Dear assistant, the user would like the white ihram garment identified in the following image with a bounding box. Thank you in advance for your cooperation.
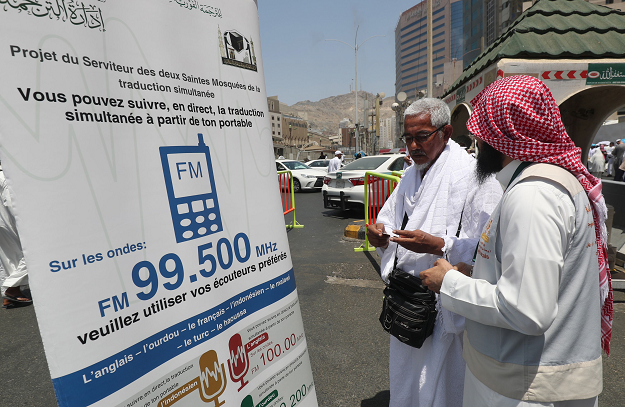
[375,140,502,407]
[588,149,605,176]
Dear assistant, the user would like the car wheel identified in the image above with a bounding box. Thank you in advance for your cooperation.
[293,178,301,192]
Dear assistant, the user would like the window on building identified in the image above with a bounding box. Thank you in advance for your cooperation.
[272,131,275,135]
[272,123,275,127]
[606,0,613,3]
[278,132,281,135]
[278,124,280,127]
[272,116,274,120]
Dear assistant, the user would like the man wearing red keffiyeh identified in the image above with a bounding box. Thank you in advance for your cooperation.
[419,75,609,406]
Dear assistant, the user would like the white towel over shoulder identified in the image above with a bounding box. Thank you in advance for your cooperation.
[375,139,503,407]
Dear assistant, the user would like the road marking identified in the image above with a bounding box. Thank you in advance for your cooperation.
[325,276,384,289]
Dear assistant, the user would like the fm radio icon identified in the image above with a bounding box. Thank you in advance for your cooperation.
[160,134,223,243]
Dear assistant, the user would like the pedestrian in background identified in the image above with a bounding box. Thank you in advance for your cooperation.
[613,139,625,181]
[606,142,615,176]
[367,98,502,407]
[327,150,343,173]
[588,146,605,178]
[0,169,30,309]
[420,76,609,407]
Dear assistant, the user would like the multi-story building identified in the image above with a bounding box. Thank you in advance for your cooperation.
[282,114,308,147]
[340,127,356,149]
[395,0,464,99]
[463,0,533,69]
[379,117,396,149]
[267,96,283,139]
[586,0,625,10]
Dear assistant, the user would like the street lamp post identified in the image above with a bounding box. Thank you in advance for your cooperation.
[326,26,384,155]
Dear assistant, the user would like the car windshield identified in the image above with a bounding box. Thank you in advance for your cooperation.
[341,156,390,170]
[281,161,311,170]
[310,161,328,167]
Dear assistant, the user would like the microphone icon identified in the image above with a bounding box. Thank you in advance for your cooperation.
[199,350,227,406]
[227,333,249,391]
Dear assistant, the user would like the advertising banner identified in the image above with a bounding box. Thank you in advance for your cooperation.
[0,1,318,406]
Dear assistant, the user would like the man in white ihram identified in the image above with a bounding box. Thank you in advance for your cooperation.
[327,150,342,173]
[366,99,502,406]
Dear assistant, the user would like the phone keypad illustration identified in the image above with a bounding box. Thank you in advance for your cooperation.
[160,134,223,243]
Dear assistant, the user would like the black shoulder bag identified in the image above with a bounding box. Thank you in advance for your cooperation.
[379,213,438,348]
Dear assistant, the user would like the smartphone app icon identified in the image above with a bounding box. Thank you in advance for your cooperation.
[160,134,223,243]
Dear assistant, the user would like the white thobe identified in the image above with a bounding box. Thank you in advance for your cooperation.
[0,171,28,290]
[440,161,597,407]
[327,157,341,173]
[588,150,605,176]
[376,140,502,407]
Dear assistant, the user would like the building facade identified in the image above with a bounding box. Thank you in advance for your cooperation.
[282,114,308,147]
[379,116,396,149]
[395,0,463,99]
[463,0,533,69]
[267,96,283,139]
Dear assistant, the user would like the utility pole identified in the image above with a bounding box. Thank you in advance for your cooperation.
[375,93,384,154]
[427,0,433,97]
[326,27,384,154]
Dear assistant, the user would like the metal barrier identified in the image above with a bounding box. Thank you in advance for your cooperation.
[278,170,304,229]
[354,171,402,252]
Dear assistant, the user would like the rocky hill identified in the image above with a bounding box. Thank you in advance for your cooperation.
[278,91,396,134]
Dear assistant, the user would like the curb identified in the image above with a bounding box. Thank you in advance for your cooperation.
[344,220,366,240]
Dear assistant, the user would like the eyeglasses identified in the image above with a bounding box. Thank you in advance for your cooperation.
[401,125,445,145]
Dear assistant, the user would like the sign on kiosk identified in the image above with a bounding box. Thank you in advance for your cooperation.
[0,1,318,406]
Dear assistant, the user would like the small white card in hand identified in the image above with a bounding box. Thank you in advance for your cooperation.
[385,226,399,238]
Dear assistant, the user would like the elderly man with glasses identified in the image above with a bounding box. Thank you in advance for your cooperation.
[367,98,502,407]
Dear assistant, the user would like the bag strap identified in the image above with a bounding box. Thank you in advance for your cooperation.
[393,212,409,270]
[454,205,464,238]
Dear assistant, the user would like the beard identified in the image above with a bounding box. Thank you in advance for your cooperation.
[413,161,431,171]
[475,140,505,184]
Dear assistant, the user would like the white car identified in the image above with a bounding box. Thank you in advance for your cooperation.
[276,160,326,192]
[305,159,344,172]
[322,154,406,210]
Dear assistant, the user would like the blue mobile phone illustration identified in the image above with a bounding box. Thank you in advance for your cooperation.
[160,134,223,243]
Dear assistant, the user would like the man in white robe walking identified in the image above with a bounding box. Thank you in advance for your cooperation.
[366,98,502,407]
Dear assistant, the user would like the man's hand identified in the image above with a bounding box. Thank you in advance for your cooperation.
[390,229,444,255]
[366,223,389,248]
[403,155,412,167]
[419,259,456,293]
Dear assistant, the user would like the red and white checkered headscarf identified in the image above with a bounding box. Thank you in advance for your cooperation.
[467,75,613,355]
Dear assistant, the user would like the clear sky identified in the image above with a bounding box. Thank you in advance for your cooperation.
[257,0,420,106]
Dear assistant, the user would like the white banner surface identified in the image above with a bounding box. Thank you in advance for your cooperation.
[0,1,317,406]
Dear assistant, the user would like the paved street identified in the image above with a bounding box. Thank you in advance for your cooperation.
[2,190,625,406]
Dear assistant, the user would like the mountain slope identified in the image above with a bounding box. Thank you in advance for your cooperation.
[278,91,396,133]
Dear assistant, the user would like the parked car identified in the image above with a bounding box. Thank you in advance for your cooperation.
[322,154,406,210]
[305,159,345,172]
[276,160,326,192]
